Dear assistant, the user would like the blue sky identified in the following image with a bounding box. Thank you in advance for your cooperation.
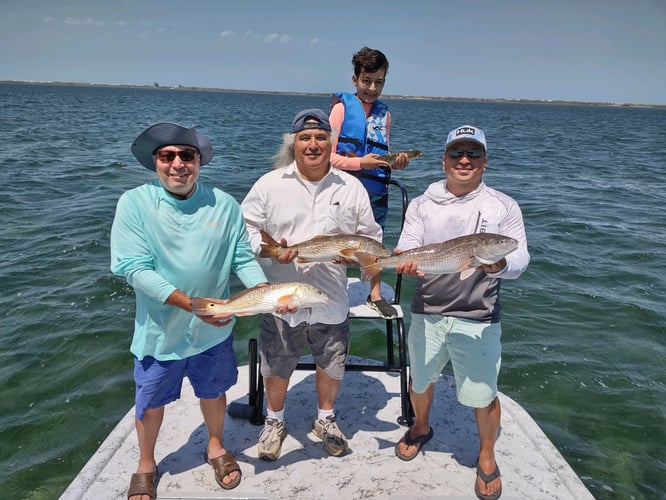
[2,0,664,105]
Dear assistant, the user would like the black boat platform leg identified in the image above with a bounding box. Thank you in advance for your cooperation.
[227,338,265,425]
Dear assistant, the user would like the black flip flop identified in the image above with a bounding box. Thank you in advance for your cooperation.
[394,427,434,461]
[474,460,502,500]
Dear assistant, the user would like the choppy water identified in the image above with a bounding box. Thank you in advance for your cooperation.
[0,83,664,499]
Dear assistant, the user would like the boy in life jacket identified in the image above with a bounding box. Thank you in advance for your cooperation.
[329,46,411,319]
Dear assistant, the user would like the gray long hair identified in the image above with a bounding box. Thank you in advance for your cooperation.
[272,133,296,169]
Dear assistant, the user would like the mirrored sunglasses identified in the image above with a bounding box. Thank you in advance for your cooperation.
[446,148,485,159]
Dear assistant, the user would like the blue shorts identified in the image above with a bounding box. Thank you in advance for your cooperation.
[259,314,350,381]
[408,313,502,408]
[133,336,238,420]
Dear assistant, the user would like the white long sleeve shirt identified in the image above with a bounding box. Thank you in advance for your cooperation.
[241,162,382,326]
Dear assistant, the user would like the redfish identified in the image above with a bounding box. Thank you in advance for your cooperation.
[355,233,518,281]
[259,230,390,264]
[191,281,329,316]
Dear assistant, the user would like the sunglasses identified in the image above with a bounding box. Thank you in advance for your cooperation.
[446,148,485,159]
[155,149,198,162]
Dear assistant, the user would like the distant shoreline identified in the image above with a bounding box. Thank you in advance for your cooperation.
[2,80,663,109]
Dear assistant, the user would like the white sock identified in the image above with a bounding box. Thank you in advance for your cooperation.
[267,408,285,422]
[317,407,334,421]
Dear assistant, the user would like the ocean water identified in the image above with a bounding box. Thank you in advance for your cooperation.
[0,82,664,499]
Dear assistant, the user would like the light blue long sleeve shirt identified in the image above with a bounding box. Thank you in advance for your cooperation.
[110,180,267,361]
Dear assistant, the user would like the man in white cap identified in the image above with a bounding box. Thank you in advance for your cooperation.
[111,122,269,497]
[392,125,530,500]
[241,109,382,461]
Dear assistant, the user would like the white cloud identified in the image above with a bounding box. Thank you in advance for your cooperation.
[220,30,234,39]
[264,33,291,44]
[61,16,103,27]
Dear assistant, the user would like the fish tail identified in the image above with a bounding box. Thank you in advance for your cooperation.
[259,229,282,258]
[355,251,382,282]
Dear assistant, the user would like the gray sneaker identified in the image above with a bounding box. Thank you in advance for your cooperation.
[312,414,349,456]
[367,295,399,319]
[257,418,287,461]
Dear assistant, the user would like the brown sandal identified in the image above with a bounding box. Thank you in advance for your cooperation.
[127,467,157,499]
[204,450,242,490]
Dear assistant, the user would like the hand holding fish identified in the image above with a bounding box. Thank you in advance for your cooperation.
[388,152,409,170]
[393,248,426,278]
[191,297,235,327]
[274,237,299,264]
[359,152,392,170]
[373,150,423,169]
[480,258,507,274]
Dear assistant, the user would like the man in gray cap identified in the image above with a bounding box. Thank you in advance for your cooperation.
[111,123,269,497]
[241,109,382,460]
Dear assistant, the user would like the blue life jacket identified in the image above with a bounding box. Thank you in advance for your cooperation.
[332,92,391,196]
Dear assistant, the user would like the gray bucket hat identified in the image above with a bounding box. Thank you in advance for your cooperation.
[131,122,213,170]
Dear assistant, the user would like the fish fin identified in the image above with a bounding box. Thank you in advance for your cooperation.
[276,294,297,306]
[227,286,260,301]
[339,248,357,260]
[459,268,478,280]
[296,257,312,263]
[355,251,381,282]
[259,230,281,258]
[457,255,479,280]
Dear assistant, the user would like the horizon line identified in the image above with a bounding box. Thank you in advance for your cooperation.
[2,79,664,109]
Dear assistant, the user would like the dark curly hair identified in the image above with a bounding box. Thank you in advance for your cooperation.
[351,47,389,77]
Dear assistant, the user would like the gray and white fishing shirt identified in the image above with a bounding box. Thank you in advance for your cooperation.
[397,181,530,322]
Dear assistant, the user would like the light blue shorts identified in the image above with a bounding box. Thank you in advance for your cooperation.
[408,313,501,408]
[133,335,238,420]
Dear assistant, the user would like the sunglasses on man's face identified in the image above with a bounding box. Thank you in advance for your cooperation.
[155,149,198,162]
[446,148,485,159]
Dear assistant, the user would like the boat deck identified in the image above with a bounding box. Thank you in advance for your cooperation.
[61,357,592,499]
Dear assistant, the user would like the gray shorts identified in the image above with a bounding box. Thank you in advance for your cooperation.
[259,314,350,381]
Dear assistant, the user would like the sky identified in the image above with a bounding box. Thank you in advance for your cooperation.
[2,0,665,105]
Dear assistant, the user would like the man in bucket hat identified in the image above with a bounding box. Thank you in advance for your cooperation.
[111,123,270,497]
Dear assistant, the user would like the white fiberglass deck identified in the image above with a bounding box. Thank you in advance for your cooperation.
[61,357,592,499]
